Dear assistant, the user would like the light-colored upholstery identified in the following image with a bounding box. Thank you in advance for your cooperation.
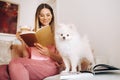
[0,40,12,65]
[0,33,17,65]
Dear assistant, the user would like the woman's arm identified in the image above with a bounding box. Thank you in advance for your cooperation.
[34,43,65,71]
[49,50,65,72]
[49,50,63,64]
[34,43,63,63]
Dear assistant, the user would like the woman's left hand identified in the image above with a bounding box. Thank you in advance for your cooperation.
[34,43,50,56]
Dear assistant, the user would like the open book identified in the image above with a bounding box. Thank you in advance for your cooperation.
[20,26,54,47]
[91,64,120,74]
[60,64,120,79]
[80,64,120,74]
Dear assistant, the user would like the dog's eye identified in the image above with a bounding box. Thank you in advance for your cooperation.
[61,34,63,36]
[67,34,69,36]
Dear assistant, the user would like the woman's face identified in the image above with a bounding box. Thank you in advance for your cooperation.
[39,8,52,26]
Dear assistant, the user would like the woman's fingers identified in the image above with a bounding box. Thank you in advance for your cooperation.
[34,43,49,56]
[34,43,43,49]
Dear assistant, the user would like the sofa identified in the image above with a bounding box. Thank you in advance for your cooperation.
[0,38,28,80]
[0,65,10,80]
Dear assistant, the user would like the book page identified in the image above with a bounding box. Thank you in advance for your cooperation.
[20,31,35,34]
[93,64,120,74]
[93,64,120,71]
[35,26,54,47]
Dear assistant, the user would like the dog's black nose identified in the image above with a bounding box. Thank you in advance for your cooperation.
[63,37,65,40]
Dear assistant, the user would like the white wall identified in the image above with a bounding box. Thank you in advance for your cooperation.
[57,0,120,67]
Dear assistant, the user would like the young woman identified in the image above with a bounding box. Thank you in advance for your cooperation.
[9,3,63,80]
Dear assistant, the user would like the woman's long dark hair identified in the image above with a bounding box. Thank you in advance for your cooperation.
[34,3,54,31]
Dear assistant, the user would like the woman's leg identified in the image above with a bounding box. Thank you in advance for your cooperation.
[9,58,59,80]
[9,59,29,80]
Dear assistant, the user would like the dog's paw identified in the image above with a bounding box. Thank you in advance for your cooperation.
[71,68,77,73]
[61,70,69,74]
[87,65,93,71]
[87,63,95,71]
[61,69,70,73]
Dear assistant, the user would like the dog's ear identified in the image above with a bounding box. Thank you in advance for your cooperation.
[68,24,75,28]
[68,24,77,30]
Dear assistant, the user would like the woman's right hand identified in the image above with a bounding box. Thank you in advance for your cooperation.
[34,43,50,57]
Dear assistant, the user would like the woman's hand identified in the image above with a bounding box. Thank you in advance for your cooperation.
[34,43,50,56]
[16,32,28,47]
[16,32,22,40]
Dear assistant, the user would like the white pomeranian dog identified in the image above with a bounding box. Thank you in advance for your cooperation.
[55,24,95,73]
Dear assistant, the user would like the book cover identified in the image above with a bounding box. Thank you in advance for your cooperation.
[20,31,37,46]
[20,26,54,47]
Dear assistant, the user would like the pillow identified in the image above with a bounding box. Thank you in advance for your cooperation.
[0,40,12,65]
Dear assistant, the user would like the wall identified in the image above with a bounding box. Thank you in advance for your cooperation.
[57,0,120,67]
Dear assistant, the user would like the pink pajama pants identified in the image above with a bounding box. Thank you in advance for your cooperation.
[8,58,59,80]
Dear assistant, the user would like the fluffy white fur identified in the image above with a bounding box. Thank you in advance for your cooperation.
[55,24,95,73]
